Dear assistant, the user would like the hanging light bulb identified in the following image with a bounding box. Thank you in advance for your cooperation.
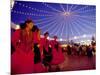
[62,12,71,16]
[83,34,87,38]
[60,38,62,41]
[74,36,78,39]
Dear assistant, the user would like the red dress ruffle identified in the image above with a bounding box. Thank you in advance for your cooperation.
[11,29,47,74]
[50,40,65,65]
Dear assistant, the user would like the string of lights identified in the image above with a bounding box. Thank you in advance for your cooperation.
[15,2,56,14]
[11,1,96,43]
[12,10,53,16]
[42,2,63,13]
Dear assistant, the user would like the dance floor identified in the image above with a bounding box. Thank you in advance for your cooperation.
[58,53,96,71]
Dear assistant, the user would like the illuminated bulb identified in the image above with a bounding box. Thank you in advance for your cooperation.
[22,12,24,14]
[62,12,71,16]
[29,7,31,8]
[87,40,90,41]
[23,5,25,7]
[19,3,21,5]
[60,38,62,41]
[74,36,78,39]
[83,34,86,38]
[81,40,84,42]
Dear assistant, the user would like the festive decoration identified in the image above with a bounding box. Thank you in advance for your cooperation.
[11,1,96,43]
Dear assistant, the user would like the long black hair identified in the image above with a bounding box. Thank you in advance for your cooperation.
[20,19,33,29]
[32,25,39,32]
[20,23,26,29]
[44,32,49,36]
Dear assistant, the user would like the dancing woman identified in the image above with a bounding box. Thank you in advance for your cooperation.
[40,32,52,71]
[50,36,65,71]
[32,25,47,73]
[11,19,34,74]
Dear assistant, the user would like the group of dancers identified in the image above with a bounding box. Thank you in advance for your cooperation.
[11,19,65,74]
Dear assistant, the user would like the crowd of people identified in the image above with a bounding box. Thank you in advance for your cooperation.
[11,19,65,74]
[62,43,96,57]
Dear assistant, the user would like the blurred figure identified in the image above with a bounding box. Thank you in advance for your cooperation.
[11,19,47,74]
[67,45,72,55]
[81,45,87,56]
[32,26,41,64]
[50,36,65,71]
[87,45,93,57]
[40,32,52,71]
[77,45,82,56]
[11,19,34,74]
[32,25,47,73]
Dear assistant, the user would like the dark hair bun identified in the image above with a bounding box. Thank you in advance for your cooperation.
[44,32,49,36]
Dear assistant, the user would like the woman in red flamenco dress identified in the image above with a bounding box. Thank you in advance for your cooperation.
[11,19,46,74]
[32,26,47,73]
[50,36,65,71]
[40,32,52,71]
